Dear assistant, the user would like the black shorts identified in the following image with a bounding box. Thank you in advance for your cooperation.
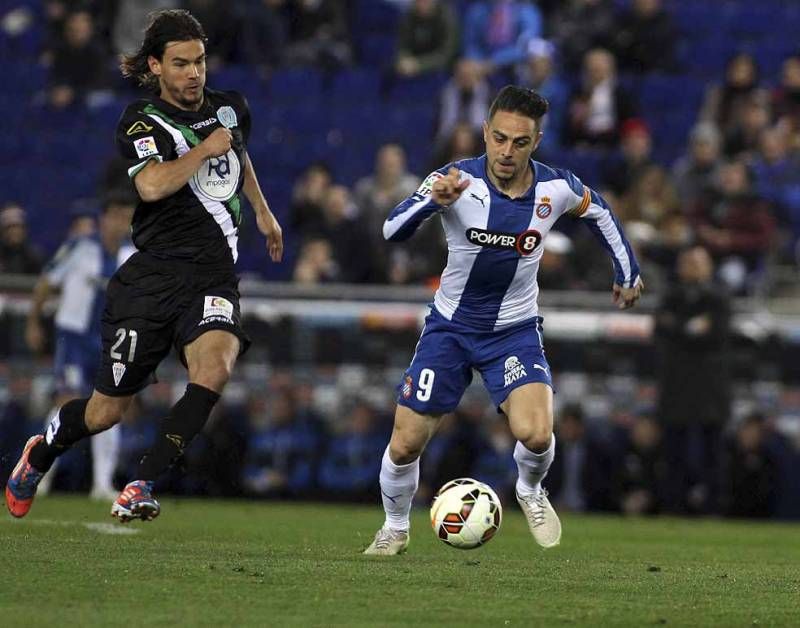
[94,252,251,397]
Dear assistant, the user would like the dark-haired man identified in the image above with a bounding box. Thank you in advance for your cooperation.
[6,9,283,522]
[364,86,642,555]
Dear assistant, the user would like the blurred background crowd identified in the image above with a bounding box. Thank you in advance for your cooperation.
[1,0,800,519]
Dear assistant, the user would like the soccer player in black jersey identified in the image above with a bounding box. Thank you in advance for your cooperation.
[6,10,283,522]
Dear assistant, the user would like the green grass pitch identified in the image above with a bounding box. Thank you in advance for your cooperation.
[1,496,798,627]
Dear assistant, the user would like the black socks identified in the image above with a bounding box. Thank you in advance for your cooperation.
[136,383,221,481]
[28,398,91,473]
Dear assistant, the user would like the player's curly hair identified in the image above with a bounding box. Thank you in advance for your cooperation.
[489,86,550,124]
[120,9,207,92]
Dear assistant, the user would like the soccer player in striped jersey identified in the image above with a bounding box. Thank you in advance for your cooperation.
[6,10,283,522]
[365,86,643,555]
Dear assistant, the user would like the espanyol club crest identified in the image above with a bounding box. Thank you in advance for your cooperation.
[535,200,552,219]
[402,375,413,399]
[216,106,238,129]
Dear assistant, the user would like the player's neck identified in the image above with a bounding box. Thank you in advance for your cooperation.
[489,165,533,199]
[158,90,204,112]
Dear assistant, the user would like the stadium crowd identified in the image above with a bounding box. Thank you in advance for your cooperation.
[2,0,800,519]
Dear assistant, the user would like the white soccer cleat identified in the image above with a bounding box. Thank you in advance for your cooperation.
[363,527,410,556]
[516,488,561,548]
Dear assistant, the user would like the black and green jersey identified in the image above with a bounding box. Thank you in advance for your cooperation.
[115,88,251,266]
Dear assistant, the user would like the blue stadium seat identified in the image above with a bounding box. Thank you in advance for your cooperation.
[329,68,382,102]
[267,68,323,103]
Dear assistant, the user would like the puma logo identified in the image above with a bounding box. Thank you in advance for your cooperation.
[381,490,402,504]
[470,192,488,207]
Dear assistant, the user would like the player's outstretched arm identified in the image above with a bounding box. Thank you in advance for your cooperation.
[569,182,643,309]
[134,128,233,202]
[383,167,468,242]
[243,153,283,263]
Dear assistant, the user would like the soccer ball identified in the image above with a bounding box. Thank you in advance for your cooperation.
[430,478,502,549]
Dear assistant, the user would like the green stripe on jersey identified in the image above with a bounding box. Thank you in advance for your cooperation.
[142,104,202,146]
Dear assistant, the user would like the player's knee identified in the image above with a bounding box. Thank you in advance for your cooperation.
[388,440,423,465]
[511,418,552,453]
[85,396,128,432]
[190,360,233,393]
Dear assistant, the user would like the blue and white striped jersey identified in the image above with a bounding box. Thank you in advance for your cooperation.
[45,236,136,336]
[383,155,640,331]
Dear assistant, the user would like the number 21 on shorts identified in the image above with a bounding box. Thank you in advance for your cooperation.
[417,368,435,402]
[110,327,138,363]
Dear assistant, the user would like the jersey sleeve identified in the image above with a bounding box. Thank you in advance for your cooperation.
[43,238,82,286]
[115,106,175,181]
[382,166,450,241]
[234,92,251,144]
[556,168,641,289]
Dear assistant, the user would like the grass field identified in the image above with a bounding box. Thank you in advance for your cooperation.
[1,496,799,627]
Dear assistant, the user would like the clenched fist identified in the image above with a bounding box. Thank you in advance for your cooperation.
[431,167,470,207]
[202,127,233,158]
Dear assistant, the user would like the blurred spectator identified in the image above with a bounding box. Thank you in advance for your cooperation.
[642,210,693,282]
[772,55,800,148]
[692,160,776,294]
[66,203,99,238]
[241,0,288,74]
[619,164,679,228]
[515,38,567,153]
[112,0,177,55]
[290,162,333,234]
[549,0,615,74]
[0,375,33,487]
[293,238,339,284]
[615,415,669,515]
[417,401,480,504]
[354,143,420,239]
[565,48,637,148]
[655,246,730,514]
[462,0,543,77]
[547,403,615,512]
[472,418,517,503]
[394,0,458,78]
[612,0,676,74]
[701,53,768,137]
[318,401,385,499]
[536,231,577,290]
[672,122,723,208]
[719,412,777,518]
[285,0,352,70]
[242,390,321,497]
[436,58,491,142]
[429,122,482,170]
[723,95,772,158]
[314,185,382,283]
[183,0,238,70]
[48,10,108,108]
[0,204,43,274]
[603,118,655,196]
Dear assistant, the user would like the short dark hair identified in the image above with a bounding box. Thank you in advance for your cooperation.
[120,9,207,92]
[488,85,549,124]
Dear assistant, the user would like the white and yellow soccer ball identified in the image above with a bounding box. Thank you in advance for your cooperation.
[430,478,502,549]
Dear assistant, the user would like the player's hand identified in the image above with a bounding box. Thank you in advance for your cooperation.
[257,209,284,262]
[613,277,644,310]
[25,319,45,353]
[431,167,470,207]
[202,128,233,158]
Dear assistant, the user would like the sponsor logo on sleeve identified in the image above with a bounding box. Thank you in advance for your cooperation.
[126,120,154,136]
[201,296,234,325]
[416,172,444,197]
[133,136,158,158]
